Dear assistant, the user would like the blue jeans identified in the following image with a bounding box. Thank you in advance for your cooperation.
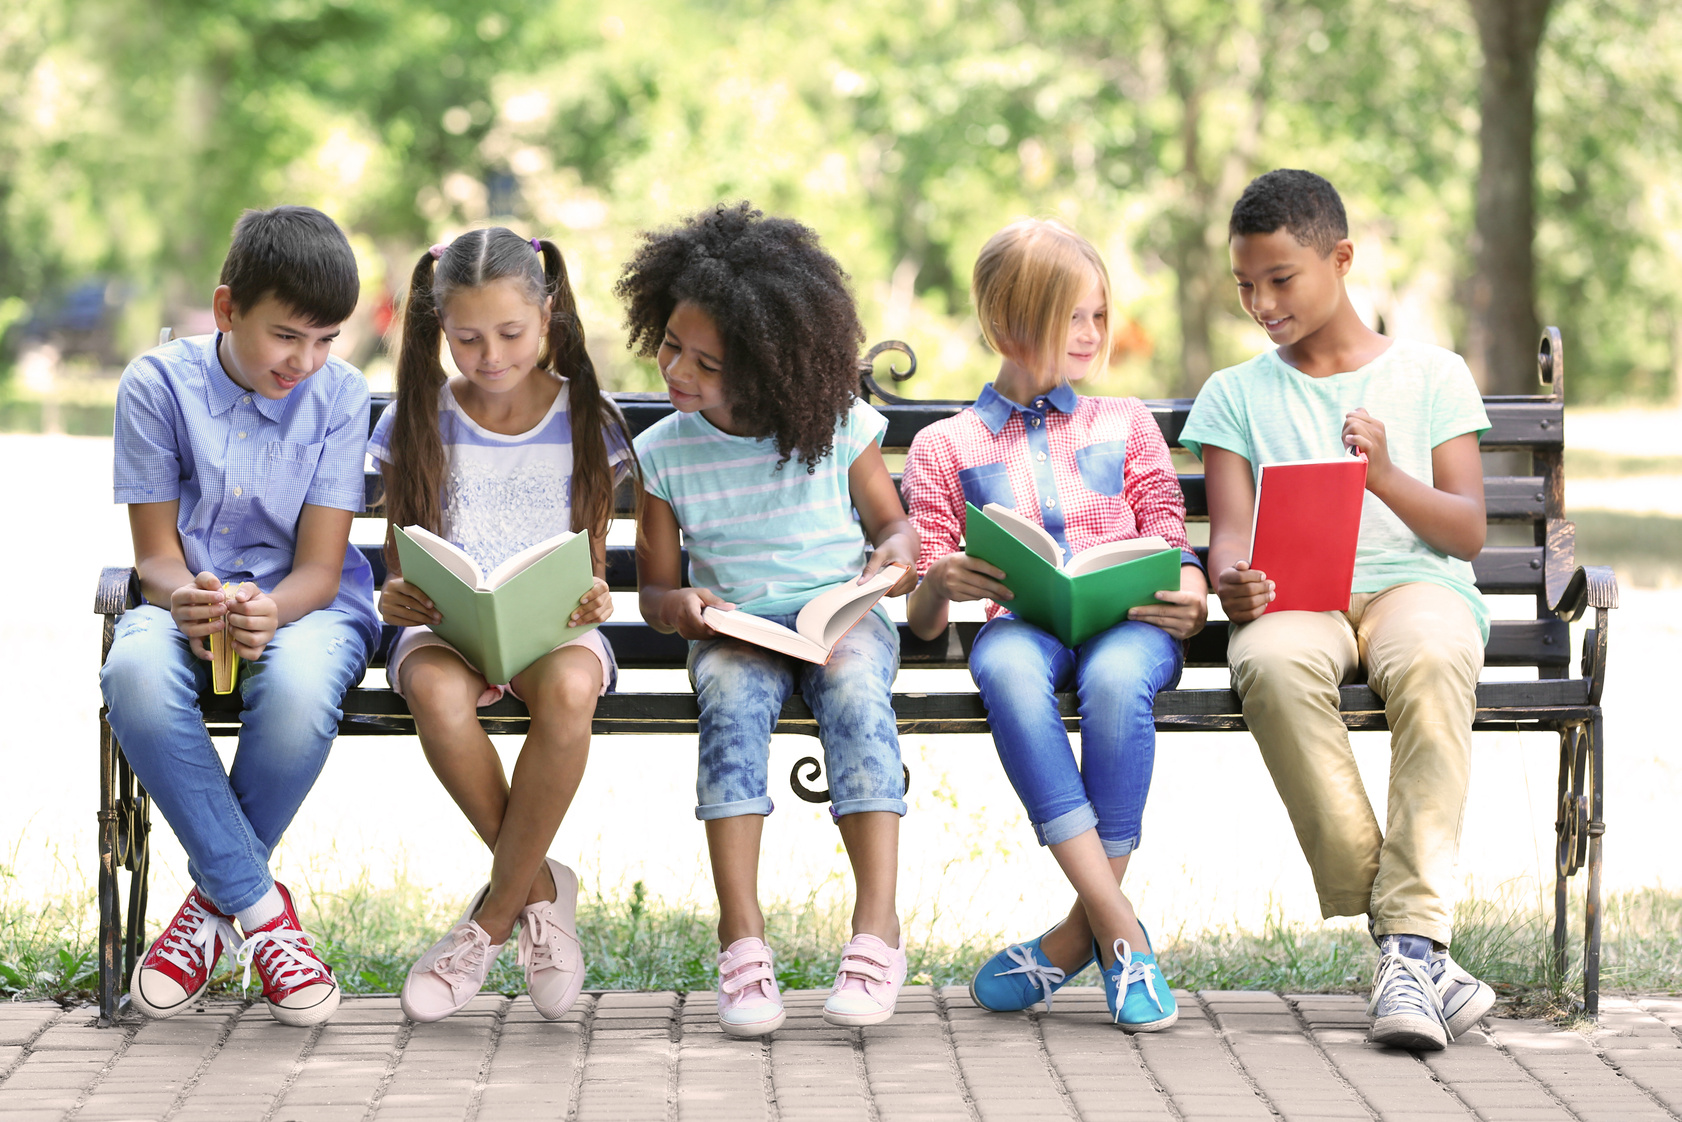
[688,608,907,820]
[969,614,1183,857]
[99,604,370,915]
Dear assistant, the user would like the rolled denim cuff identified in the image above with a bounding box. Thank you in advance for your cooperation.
[830,796,908,819]
[695,795,775,821]
[1034,802,1099,848]
[1101,834,1139,858]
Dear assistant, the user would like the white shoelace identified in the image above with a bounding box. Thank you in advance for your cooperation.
[1109,938,1166,1023]
[151,896,238,975]
[236,925,328,996]
[994,943,1067,1010]
[1367,952,1448,1033]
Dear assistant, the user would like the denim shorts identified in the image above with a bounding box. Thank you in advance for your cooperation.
[687,607,907,820]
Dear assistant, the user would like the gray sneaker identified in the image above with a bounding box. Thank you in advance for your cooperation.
[1366,937,1447,1051]
[1431,951,1496,1038]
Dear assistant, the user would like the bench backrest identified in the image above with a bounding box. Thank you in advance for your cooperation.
[357,331,1573,675]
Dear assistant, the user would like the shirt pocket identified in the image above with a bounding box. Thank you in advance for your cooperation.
[260,440,325,524]
[1074,440,1128,497]
[958,461,1015,511]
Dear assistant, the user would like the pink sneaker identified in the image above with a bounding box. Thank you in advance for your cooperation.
[401,883,503,1023]
[822,933,907,1027]
[517,859,586,1020]
[233,883,340,1027]
[717,937,786,1038]
[129,888,238,1019]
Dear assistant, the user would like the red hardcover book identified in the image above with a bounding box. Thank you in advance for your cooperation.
[1248,454,1368,614]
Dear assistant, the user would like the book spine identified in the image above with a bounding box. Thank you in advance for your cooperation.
[479,593,508,685]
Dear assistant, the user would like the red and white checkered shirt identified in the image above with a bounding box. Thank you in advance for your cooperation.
[903,382,1193,622]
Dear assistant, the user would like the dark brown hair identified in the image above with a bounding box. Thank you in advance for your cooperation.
[384,227,637,569]
[220,205,359,326]
[1229,169,1349,256]
[615,202,864,470]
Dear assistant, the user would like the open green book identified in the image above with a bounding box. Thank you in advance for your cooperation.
[392,525,599,685]
[963,502,1181,647]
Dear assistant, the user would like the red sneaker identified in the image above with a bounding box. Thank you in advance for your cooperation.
[129,887,238,1019]
[234,882,341,1026]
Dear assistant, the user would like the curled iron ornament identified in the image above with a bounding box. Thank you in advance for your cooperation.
[858,340,918,404]
[790,756,912,804]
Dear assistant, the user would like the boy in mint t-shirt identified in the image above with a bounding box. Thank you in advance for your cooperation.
[1181,170,1496,1052]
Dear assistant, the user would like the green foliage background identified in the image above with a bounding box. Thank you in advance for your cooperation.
[2,0,1680,400]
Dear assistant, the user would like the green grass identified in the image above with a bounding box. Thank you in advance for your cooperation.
[1564,449,1682,478]
[1571,510,1682,587]
[3,863,1676,1018]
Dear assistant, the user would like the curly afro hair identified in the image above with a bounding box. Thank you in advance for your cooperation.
[1229,169,1348,256]
[615,201,865,470]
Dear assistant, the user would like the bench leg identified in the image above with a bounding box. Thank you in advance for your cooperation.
[96,712,123,1026]
[1583,711,1605,1018]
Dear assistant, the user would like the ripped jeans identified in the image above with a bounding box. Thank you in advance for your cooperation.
[688,608,907,820]
[99,604,370,915]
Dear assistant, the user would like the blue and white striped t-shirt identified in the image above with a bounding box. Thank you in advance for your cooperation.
[369,379,632,574]
[635,399,888,615]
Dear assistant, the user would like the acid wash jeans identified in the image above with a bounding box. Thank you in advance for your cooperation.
[968,614,1184,858]
[99,603,370,915]
[687,608,907,820]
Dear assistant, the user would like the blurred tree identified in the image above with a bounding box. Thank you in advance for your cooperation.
[1468,0,1552,394]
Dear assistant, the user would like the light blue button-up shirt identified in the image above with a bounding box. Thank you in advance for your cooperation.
[112,333,379,653]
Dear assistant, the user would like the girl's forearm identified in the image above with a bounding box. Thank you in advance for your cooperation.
[639,584,681,633]
[1368,472,1486,560]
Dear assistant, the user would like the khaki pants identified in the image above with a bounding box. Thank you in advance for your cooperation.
[1228,581,1483,946]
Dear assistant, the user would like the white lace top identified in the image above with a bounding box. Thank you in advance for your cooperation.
[369,379,632,573]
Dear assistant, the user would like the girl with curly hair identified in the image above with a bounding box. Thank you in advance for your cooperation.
[903,219,1207,1031]
[621,203,919,1036]
[371,227,637,1023]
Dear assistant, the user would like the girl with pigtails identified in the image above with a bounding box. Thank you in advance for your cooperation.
[368,227,639,1023]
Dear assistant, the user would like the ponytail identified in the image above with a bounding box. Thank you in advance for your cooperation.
[383,251,450,572]
[536,237,642,548]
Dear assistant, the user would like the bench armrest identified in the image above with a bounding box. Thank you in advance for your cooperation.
[1550,563,1618,623]
[1551,563,1617,707]
[96,566,141,616]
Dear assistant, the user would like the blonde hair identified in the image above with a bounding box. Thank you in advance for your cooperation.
[972,218,1111,381]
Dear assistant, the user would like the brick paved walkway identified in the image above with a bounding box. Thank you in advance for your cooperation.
[0,989,1677,1121]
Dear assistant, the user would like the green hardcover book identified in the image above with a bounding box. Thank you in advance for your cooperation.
[963,502,1181,647]
[392,525,599,685]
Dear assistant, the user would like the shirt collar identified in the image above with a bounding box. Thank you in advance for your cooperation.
[203,332,289,421]
[972,380,1080,434]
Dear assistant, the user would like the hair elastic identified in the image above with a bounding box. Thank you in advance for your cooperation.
[531,237,542,253]
[428,243,448,259]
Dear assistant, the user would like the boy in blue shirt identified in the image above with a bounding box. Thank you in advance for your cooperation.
[101,206,379,1027]
[1180,171,1498,1051]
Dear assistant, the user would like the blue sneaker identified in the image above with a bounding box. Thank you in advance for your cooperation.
[1098,932,1177,1032]
[969,929,1092,1012]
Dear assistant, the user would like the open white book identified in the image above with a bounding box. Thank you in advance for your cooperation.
[701,564,910,664]
[979,503,1171,576]
[400,526,576,590]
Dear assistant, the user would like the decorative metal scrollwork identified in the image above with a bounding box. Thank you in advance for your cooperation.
[1556,723,1591,877]
[858,340,919,405]
[790,756,912,804]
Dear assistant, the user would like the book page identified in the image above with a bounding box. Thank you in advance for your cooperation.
[485,530,577,590]
[702,607,822,662]
[981,503,1063,567]
[1063,536,1173,578]
[400,525,485,588]
[793,565,906,649]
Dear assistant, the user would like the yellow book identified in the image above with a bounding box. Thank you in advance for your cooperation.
[208,582,240,694]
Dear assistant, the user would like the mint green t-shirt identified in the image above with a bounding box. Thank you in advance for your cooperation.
[1180,339,1491,639]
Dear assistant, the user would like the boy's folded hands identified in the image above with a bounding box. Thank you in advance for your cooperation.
[171,571,278,660]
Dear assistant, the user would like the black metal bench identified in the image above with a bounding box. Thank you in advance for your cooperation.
[94,330,1617,1024]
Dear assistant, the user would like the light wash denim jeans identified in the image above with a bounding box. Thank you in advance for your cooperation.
[687,608,906,820]
[968,614,1183,857]
[99,604,370,915]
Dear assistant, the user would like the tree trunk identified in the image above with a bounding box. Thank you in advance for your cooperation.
[1468,0,1552,395]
